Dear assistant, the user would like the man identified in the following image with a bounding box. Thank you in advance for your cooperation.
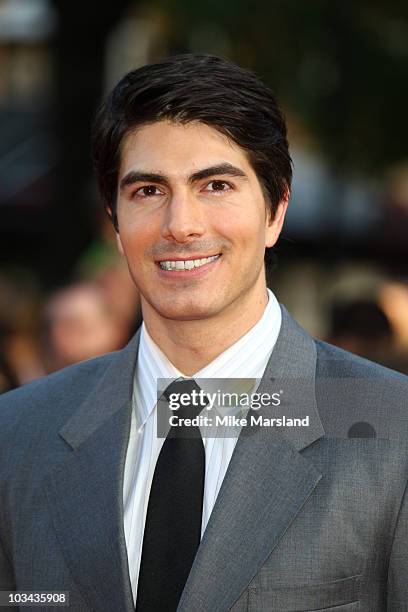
[0,54,407,612]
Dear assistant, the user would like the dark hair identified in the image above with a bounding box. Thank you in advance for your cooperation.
[91,53,292,231]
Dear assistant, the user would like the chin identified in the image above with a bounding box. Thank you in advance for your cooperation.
[157,299,218,321]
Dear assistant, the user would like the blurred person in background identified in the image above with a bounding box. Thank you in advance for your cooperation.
[41,281,133,373]
[75,213,143,333]
[0,54,408,612]
[326,298,394,362]
[327,293,408,375]
[40,211,143,375]
[0,215,142,391]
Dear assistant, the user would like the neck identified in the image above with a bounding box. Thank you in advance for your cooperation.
[142,284,269,376]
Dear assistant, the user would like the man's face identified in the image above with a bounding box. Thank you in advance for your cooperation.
[115,120,287,323]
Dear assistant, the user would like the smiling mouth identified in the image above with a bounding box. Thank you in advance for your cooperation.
[157,254,221,271]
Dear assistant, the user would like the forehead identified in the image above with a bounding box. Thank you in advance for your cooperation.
[118,120,255,178]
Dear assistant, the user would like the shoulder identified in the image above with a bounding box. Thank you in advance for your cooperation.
[315,338,406,382]
[314,339,408,437]
[0,352,116,432]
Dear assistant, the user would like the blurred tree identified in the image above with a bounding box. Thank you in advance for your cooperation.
[155,0,408,175]
[48,0,130,286]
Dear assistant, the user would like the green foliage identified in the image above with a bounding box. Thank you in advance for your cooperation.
[152,0,408,174]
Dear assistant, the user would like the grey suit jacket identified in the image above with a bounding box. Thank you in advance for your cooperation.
[0,306,408,611]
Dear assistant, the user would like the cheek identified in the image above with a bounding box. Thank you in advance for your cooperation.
[118,220,156,260]
[222,210,266,252]
[118,203,163,244]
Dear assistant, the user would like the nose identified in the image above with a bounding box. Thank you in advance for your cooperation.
[161,187,205,243]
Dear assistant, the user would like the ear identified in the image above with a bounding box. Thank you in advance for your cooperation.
[265,189,290,249]
[107,206,124,255]
[115,231,125,256]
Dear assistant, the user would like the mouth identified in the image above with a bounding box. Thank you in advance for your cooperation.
[156,254,221,271]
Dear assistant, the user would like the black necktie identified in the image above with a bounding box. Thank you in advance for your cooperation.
[136,379,206,611]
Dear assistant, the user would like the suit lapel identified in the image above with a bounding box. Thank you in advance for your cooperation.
[43,332,141,612]
[179,306,325,611]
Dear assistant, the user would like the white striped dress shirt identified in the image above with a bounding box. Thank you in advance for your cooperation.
[123,288,282,604]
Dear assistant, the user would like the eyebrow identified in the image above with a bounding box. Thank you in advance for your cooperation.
[119,163,248,192]
[189,163,248,183]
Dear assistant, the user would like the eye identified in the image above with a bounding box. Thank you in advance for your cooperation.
[203,180,233,193]
[133,185,164,199]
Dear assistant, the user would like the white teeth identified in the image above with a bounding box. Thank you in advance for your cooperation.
[159,255,220,271]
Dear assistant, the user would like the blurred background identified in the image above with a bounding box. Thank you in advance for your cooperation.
[1,0,408,392]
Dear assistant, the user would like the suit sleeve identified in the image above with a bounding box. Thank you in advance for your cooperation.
[387,477,408,609]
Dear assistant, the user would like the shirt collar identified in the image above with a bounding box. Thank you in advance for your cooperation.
[133,288,281,429]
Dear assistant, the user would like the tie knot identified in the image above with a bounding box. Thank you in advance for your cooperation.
[163,378,207,421]
[163,378,200,398]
